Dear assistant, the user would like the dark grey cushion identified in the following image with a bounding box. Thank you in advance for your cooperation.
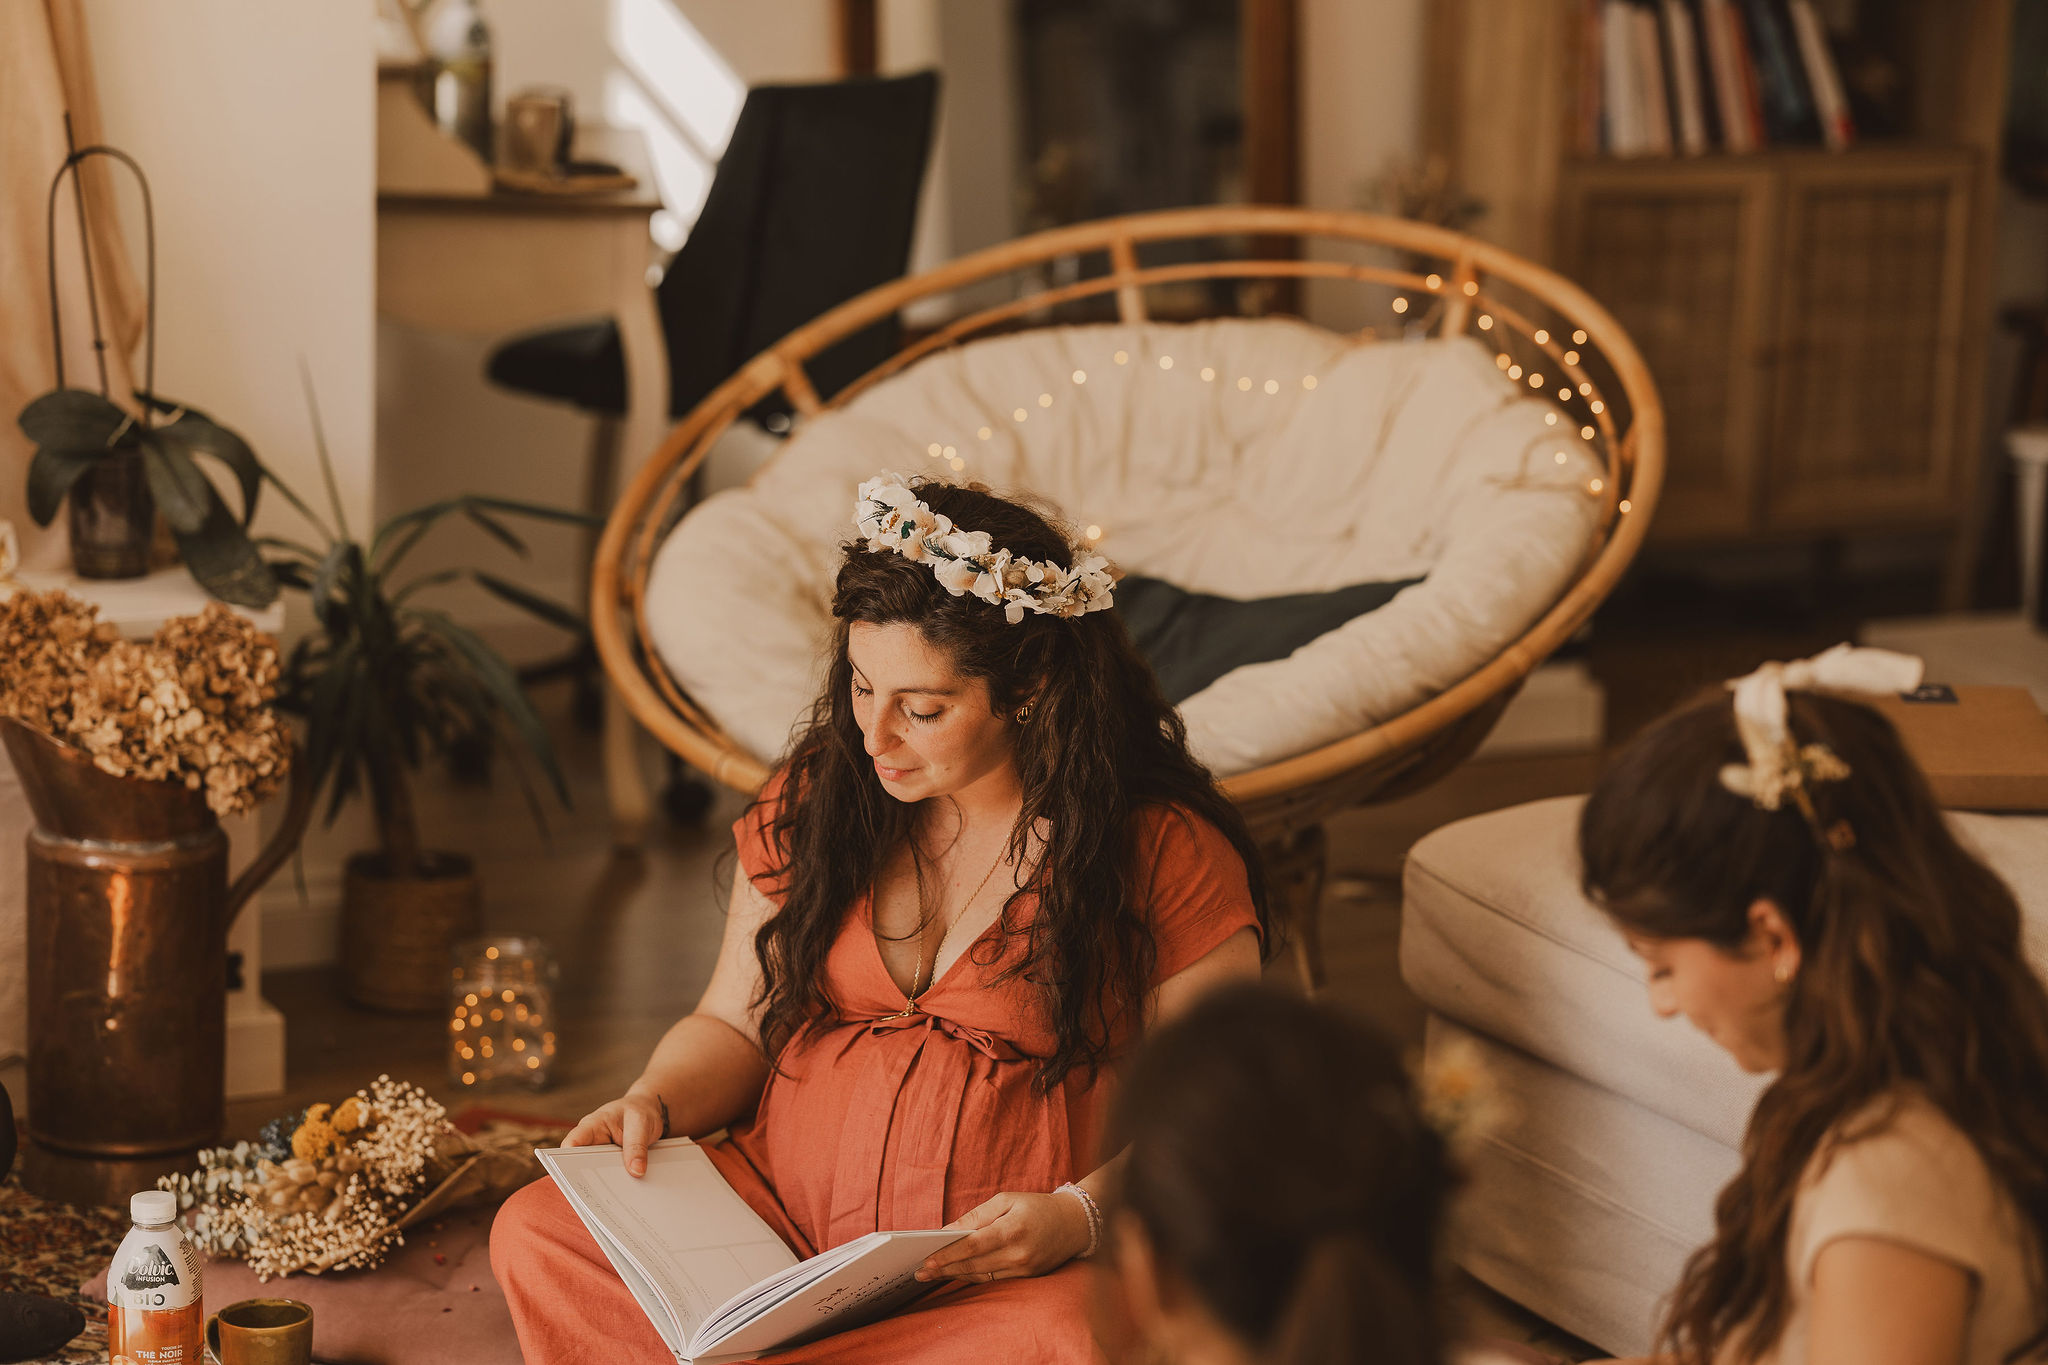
[1116,574,1425,706]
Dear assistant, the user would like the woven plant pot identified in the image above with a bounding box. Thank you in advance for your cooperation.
[340,852,481,1013]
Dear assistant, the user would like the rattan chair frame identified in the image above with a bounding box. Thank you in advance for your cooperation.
[591,206,1664,978]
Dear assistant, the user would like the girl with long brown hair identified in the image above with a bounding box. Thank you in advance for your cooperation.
[493,475,1273,1364]
[1578,648,2048,1365]
[1100,983,1454,1365]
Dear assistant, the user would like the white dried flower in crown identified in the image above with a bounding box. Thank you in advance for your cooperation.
[853,473,1116,624]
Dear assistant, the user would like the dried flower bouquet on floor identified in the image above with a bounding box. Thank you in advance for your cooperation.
[158,1077,552,1280]
[0,589,288,815]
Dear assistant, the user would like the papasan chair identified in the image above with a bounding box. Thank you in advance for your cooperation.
[594,206,1664,986]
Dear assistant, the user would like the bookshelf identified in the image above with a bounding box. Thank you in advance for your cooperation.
[1425,0,2013,574]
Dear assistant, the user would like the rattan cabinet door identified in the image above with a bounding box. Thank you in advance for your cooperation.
[1559,163,1776,540]
[1761,151,1974,531]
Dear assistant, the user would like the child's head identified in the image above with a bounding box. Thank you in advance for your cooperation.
[1578,686,2023,1073]
[1578,683,2048,1362]
[1103,984,1451,1365]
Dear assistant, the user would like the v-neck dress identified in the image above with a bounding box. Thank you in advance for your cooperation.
[491,778,1259,1365]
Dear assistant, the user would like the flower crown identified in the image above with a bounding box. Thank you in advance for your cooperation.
[853,474,1116,625]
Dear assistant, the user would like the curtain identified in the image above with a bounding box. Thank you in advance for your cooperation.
[0,0,149,1066]
[0,0,147,571]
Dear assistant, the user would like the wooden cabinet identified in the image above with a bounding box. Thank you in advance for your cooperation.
[1765,154,1974,531]
[1558,149,1974,541]
[1428,0,2012,581]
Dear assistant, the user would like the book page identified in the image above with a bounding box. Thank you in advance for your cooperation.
[698,1230,966,1359]
[537,1140,798,1349]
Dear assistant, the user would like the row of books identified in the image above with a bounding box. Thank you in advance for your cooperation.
[1577,0,1857,158]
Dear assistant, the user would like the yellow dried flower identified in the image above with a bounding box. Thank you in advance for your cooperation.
[291,1116,342,1163]
[331,1097,368,1134]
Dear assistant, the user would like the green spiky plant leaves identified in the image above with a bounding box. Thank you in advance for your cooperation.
[18,387,277,607]
[264,380,594,877]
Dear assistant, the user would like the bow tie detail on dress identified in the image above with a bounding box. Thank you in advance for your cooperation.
[860,1009,1018,1064]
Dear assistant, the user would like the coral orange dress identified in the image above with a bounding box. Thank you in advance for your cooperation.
[492,789,1258,1365]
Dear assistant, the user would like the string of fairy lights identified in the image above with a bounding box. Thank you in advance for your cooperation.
[914,287,1631,542]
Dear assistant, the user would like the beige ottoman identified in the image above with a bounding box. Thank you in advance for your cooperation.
[1400,795,2048,1357]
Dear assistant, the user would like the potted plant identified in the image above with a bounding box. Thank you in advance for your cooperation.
[262,404,590,1012]
[19,134,277,605]
[19,389,278,605]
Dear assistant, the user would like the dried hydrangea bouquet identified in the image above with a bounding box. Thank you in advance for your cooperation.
[0,588,289,815]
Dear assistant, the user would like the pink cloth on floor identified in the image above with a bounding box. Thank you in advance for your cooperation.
[82,1207,520,1365]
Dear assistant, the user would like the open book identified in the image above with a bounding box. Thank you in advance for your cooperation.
[535,1138,969,1364]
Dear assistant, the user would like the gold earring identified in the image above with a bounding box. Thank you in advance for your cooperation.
[1774,961,1793,985]
[1015,703,1033,725]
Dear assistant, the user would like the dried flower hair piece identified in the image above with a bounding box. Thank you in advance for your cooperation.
[1718,643,1924,820]
[854,473,1116,625]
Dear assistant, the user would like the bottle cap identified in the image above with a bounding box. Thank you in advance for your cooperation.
[130,1190,177,1225]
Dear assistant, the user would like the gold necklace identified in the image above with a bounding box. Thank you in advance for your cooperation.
[898,840,1009,1014]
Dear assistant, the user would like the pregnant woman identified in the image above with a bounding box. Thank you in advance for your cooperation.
[492,474,1273,1364]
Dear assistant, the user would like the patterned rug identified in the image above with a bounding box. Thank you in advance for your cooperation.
[0,1111,566,1365]
[0,1173,127,1365]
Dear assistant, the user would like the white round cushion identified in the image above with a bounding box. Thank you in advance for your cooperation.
[644,317,1605,777]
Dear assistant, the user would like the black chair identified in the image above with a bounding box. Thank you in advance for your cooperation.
[486,72,939,805]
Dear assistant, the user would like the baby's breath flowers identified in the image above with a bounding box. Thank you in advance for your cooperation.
[0,589,287,815]
[160,1076,449,1279]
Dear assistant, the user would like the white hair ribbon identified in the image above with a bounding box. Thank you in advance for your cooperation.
[1719,643,1924,813]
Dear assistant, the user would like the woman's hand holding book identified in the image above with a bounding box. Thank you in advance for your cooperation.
[564,1089,671,1178]
[913,1190,1095,1284]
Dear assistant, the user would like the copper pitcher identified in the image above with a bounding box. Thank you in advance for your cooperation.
[5,719,308,1205]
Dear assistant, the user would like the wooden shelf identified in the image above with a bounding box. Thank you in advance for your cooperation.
[1562,139,1981,171]
[1427,0,2013,598]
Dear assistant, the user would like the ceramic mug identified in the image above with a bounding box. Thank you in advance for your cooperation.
[504,89,574,175]
[205,1298,313,1365]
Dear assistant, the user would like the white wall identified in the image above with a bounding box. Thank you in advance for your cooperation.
[83,0,377,542]
[1299,0,1426,333]
[74,0,376,975]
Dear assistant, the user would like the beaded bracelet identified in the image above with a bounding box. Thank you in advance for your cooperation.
[1053,1182,1103,1258]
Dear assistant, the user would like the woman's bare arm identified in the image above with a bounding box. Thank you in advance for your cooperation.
[564,872,779,1174]
[1806,1237,1971,1365]
[1583,1238,1973,1365]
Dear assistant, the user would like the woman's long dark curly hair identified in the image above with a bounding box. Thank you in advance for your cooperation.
[1579,691,2048,1365]
[748,479,1274,1091]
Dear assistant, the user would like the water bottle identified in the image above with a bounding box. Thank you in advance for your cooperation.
[107,1189,203,1364]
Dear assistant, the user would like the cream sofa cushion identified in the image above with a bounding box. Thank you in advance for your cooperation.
[1401,796,2048,1152]
[645,318,1603,776]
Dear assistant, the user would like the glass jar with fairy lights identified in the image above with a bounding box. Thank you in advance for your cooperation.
[449,936,558,1090]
